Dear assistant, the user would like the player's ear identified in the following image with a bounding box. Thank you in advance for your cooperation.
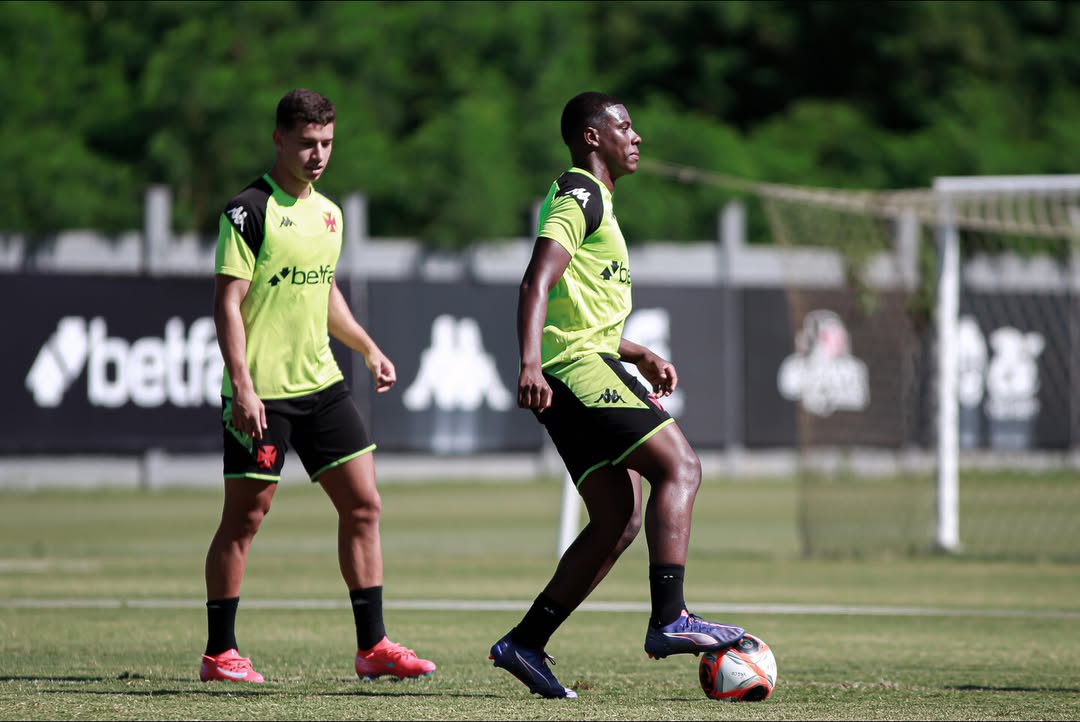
[272,129,284,150]
[582,125,601,148]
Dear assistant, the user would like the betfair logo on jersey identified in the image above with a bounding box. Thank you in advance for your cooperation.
[267,264,335,287]
[600,260,630,284]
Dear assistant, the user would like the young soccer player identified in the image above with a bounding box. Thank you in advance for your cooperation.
[490,91,745,699]
[200,88,435,684]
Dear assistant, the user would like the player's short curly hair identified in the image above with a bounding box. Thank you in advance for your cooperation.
[560,91,622,147]
[276,88,336,132]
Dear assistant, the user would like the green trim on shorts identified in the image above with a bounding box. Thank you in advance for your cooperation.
[574,417,676,488]
[310,443,377,481]
[224,472,280,482]
[574,460,611,488]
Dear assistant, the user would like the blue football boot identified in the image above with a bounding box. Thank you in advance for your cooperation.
[644,609,745,659]
[489,634,577,699]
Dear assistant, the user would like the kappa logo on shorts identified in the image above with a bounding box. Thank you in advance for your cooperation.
[255,445,278,470]
[595,388,624,404]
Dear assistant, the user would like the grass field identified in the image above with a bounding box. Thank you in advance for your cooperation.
[1,474,1078,720]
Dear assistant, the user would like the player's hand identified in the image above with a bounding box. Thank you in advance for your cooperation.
[635,351,678,397]
[367,352,397,393]
[232,386,268,441]
[518,364,553,412]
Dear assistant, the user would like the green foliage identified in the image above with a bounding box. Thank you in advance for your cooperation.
[2,0,1079,247]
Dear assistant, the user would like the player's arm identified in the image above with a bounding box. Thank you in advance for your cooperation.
[213,273,267,439]
[517,238,571,411]
[619,337,678,397]
[327,278,396,393]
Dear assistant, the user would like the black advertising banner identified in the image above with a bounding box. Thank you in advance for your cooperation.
[363,280,544,452]
[742,287,923,448]
[5,273,222,452]
[361,282,731,452]
[957,291,1072,450]
[3,273,353,453]
[742,288,799,447]
[629,286,729,447]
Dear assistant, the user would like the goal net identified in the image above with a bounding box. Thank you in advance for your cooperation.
[644,160,1080,561]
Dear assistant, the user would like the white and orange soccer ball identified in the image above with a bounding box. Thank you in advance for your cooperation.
[698,633,778,702]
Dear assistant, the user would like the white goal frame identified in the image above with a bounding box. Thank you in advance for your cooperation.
[932,174,1080,552]
[554,173,1080,558]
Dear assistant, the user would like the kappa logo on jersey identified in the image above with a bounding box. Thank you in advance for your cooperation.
[323,211,338,232]
[279,216,295,228]
[227,206,247,233]
[25,316,222,409]
[563,187,592,208]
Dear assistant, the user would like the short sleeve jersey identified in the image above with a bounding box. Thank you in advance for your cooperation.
[536,167,632,367]
[215,174,345,399]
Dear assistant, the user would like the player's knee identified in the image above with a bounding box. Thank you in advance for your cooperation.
[616,512,642,552]
[343,495,382,528]
[240,506,269,536]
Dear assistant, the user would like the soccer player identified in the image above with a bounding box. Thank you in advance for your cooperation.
[199,88,435,684]
[489,91,745,699]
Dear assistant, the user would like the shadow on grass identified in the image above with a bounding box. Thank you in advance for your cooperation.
[0,675,496,699]
[946,684,1080,694]
[34,688,498,698]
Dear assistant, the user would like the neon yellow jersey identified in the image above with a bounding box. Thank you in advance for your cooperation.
[215,174,345,399]
[536,167,632,367]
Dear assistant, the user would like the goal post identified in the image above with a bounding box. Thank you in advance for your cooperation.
[931,174,1080,553]
[634,158,1080,560]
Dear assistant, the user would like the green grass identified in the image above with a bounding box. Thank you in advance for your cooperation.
[1,476,1078,720]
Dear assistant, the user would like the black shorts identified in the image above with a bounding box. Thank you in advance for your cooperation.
[537,354,674,487]
[221,381,375,482]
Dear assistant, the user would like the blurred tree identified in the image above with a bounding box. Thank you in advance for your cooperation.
[0,0,1077,248]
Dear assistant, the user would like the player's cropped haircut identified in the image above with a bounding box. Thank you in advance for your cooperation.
[560,91,622,147]
[276,88,336,132]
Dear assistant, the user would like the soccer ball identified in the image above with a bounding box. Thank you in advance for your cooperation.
[698,633,777,702]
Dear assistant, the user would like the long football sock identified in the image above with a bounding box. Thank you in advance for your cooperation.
[350,586,388,650]
[205,597,240,656]
[649,563,686,628]
[510,592,571,650]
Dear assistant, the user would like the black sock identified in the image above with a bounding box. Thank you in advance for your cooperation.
[509,593,571,650]
[649,563,686,628]
[205,597,239,656]
[350,586,387,651]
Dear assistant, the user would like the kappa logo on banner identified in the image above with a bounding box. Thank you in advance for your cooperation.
[622,307,684,416]
[777,309,869,417]
[25,316,223,409]
[403,314,512,412]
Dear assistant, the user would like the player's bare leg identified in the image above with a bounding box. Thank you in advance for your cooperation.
[201,478,277,683]
[624,424,745,658]
[320,454,435,680]
[205,478,277,601]
[542,466,643,607]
